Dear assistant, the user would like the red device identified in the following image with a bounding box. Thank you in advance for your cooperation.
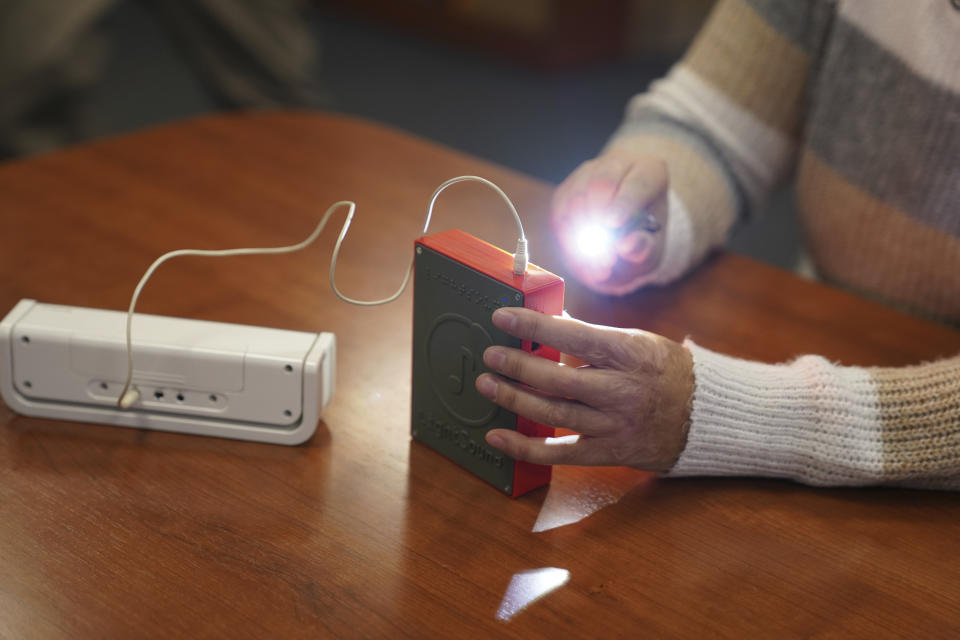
[411,229,564,497]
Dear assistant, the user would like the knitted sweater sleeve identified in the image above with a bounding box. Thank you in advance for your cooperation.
[669,342,960,489]
[607,0,834,289]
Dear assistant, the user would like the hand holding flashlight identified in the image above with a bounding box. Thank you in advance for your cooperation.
[551,150,669,295]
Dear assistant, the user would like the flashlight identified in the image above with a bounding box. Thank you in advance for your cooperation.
[570,210,661,263]
[575,224,614,258]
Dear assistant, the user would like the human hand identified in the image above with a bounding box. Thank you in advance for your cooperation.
[551,149,669,295]
[475,307,694,470]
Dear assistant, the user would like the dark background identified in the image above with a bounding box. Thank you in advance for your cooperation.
[5,0,802,271]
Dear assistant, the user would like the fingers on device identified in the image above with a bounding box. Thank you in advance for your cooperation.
[0,299,335,445]
[412,230,564,497]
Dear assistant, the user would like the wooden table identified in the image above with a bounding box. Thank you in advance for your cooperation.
[1,113,958,638]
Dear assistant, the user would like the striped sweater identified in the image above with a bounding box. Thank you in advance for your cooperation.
[608,0,960,487]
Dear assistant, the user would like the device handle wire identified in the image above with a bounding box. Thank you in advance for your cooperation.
[117,200,356,408]
[118,176,527,408]
[329,174,528,305]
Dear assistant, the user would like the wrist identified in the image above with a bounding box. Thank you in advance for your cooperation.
[660,339,695,470]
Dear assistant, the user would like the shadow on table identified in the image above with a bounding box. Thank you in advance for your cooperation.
[2,413,333,484]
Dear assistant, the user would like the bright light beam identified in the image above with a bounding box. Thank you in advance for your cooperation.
[574,224,613,260]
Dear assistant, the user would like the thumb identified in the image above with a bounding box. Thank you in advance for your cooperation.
[616,230,653,264]
[605,157,668,227]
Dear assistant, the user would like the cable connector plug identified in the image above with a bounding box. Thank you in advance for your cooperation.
[513,237,528,275]
[118,388,140,409]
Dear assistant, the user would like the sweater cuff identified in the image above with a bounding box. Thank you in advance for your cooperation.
[669,341,887,486]
[648,189,694,286]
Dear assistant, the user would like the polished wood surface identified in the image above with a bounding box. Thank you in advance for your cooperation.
[1,113,958,638]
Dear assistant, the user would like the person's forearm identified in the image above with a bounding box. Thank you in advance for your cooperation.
[670,342,960,489]
[606,0,829,284]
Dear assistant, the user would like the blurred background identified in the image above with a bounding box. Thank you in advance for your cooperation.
[0,0,799,269]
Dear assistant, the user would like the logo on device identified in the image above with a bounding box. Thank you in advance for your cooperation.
[426,313,496,427]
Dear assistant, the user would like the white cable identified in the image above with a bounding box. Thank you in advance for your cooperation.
[329,174,528,306]
[117,175,528,409]
[426,176,528,275]
[117,200,356,408]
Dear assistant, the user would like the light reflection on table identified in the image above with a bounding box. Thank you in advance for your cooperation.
[495,567,571,622]
[533,465,656,533]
